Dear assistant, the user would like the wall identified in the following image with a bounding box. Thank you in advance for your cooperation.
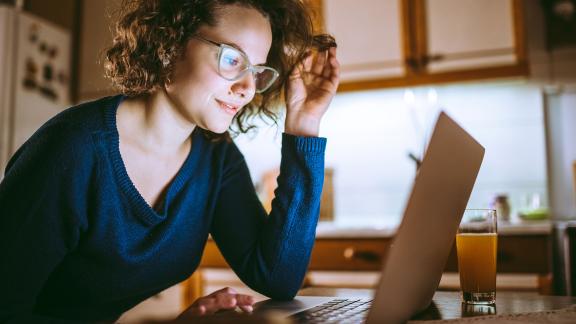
[0,0,76,29]
[24,0,77,30]
[77,0,119,101]
[235,81,548,226]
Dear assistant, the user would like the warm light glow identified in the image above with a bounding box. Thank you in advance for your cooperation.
[404,89,415,104]
[427,88,438,105]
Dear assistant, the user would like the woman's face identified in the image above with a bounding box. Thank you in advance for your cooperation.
[165,4,273,133]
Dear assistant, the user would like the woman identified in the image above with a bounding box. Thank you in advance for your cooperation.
[0,0,339,322]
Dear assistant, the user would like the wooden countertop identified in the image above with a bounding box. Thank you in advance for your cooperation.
[205,220,552,241]
[315,220,552,238]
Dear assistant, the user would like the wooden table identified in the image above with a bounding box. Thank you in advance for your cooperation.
[298,288,576,321]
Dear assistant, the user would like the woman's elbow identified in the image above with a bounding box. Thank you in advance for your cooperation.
[261,281,301,301]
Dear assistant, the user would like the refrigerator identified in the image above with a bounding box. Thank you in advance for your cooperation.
[544,86,576,295]
[0,5,71,178]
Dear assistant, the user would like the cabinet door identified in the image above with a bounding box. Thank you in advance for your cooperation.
[423,0,521,73]
[323,0,406,82]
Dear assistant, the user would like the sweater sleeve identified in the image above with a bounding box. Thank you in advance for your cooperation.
[0,124,91,323]
[210,133,326,300]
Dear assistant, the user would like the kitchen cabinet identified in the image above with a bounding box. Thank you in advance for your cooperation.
[320,0,406,81]
[423,0,522,73]
[310,0,528,91]
[182,229,554,310]
[196,233,552,275]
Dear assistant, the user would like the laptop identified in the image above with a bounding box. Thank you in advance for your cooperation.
[253,111,485,323]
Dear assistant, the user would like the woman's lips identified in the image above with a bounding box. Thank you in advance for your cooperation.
[216,99,240,116]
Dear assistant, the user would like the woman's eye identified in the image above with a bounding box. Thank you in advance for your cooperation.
[221,48,244,70]
[222,55,240,67]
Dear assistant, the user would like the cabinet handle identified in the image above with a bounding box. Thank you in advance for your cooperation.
[423,54,445,65]
[343,247,381,263]
[406,57,419,70]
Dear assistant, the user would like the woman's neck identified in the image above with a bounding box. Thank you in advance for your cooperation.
[117,90,195,155]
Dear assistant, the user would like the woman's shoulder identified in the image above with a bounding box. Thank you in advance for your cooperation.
[27,95,123,146]
[5,96,123,171]
[46,95,122,133]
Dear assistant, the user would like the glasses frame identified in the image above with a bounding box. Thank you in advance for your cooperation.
[192,35,279,93]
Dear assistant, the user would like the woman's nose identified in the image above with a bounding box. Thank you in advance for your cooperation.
[230,72,256,99]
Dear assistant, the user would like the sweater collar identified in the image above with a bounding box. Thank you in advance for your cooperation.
[103,95,203,226]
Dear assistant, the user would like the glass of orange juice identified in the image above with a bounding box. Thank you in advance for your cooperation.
[456,209,497,305]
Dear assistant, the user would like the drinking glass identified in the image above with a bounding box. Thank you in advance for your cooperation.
[456,209,497,304]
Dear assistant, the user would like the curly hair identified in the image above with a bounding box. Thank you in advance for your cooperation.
[104,0,329,139]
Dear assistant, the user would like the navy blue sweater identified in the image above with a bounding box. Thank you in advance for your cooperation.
[0,95,326,323]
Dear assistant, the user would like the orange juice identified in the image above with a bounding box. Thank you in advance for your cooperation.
[456,233,497,294]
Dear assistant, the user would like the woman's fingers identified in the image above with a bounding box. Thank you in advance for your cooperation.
[311,50,327,75]
[187,304,207,316]
[322,47,339,80]
[303,51,314,72]
[216,292,240,308]
[288,52,311,84]
[235,293,256,313]
[194,297,220,315]
[208,286,237,297]
[235,294,255,307]
[182,288,256,317]
[292,52,313,80]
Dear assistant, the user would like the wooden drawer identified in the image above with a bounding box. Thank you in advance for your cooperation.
[200,238,392,271]
[308,239,391,271]
[444,234,551,274]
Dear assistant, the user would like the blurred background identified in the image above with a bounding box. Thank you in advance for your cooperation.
[0,0,575,322]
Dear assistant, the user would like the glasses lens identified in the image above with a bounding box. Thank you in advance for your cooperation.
[254,68,278,93]
[217,44,278,93]
[219,46,248,80]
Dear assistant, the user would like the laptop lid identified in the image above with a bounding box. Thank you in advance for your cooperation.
[366,111,485,323]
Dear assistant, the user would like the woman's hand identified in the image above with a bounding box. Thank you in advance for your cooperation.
[177,287,255,319]
[284,46,340,137]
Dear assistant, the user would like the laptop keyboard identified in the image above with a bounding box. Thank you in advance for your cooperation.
[290,298,372,323]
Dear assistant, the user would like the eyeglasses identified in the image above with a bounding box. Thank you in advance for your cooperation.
[193,35,279,93]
